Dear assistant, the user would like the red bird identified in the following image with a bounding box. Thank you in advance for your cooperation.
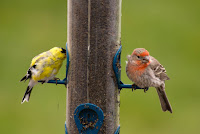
[126,48,172,113]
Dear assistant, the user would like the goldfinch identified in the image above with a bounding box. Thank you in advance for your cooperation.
[20,47,66,104]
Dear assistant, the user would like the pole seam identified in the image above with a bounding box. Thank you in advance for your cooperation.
[87,0,91,103]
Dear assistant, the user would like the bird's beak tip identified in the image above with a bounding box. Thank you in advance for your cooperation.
[142,56,150,63]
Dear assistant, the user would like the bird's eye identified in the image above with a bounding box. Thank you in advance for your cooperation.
[137,56,140,58]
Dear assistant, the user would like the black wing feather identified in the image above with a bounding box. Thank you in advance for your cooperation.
[20,66,35,82]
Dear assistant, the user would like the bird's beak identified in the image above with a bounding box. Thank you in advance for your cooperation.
[142,56,150,63]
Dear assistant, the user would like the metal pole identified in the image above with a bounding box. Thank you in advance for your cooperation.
[66,0,121,133]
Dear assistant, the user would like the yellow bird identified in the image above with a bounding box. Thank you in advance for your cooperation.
[20,47,66,104]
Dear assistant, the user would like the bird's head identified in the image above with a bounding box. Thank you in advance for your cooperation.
[128,48,150,66]
[50,47,66,60]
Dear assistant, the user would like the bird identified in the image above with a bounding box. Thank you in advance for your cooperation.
[20,47,66,104]
[126,48,172,113]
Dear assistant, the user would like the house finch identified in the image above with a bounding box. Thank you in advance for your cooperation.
[126,48,172,113]
[20,47,66,104]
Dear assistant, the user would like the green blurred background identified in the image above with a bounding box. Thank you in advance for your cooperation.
[0,0,200,134]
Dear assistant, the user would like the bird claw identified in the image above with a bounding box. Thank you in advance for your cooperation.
[144,87,148,93]
[132,84,137,92]
[53,77,60,85]
[132,84,149,93]
[41,81,45,84]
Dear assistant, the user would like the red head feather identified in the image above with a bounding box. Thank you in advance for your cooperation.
[132,48,149,57]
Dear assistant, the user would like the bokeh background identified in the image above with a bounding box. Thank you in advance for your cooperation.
[1,0,200,134]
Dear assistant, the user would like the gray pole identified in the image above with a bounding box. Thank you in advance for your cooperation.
[66,0,121,133]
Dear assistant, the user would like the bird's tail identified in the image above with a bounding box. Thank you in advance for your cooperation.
[156,87,172,113]
[21,80,37,104]
[21,86,33,104]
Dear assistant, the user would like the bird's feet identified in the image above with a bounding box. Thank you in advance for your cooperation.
[144,87,149,93]
[132,84,137,92]
[53,77,60,85]
[41,81,45,84]
[132,84,149,93]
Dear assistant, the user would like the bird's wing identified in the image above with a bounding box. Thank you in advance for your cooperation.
[20,52,48,82]
[31,51,60,81]
[30,51,49,67]
[149,56,170,81]
[28,52,50,79]
[30,51,53,71]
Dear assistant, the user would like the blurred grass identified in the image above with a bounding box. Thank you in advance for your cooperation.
[0,0,200,134]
